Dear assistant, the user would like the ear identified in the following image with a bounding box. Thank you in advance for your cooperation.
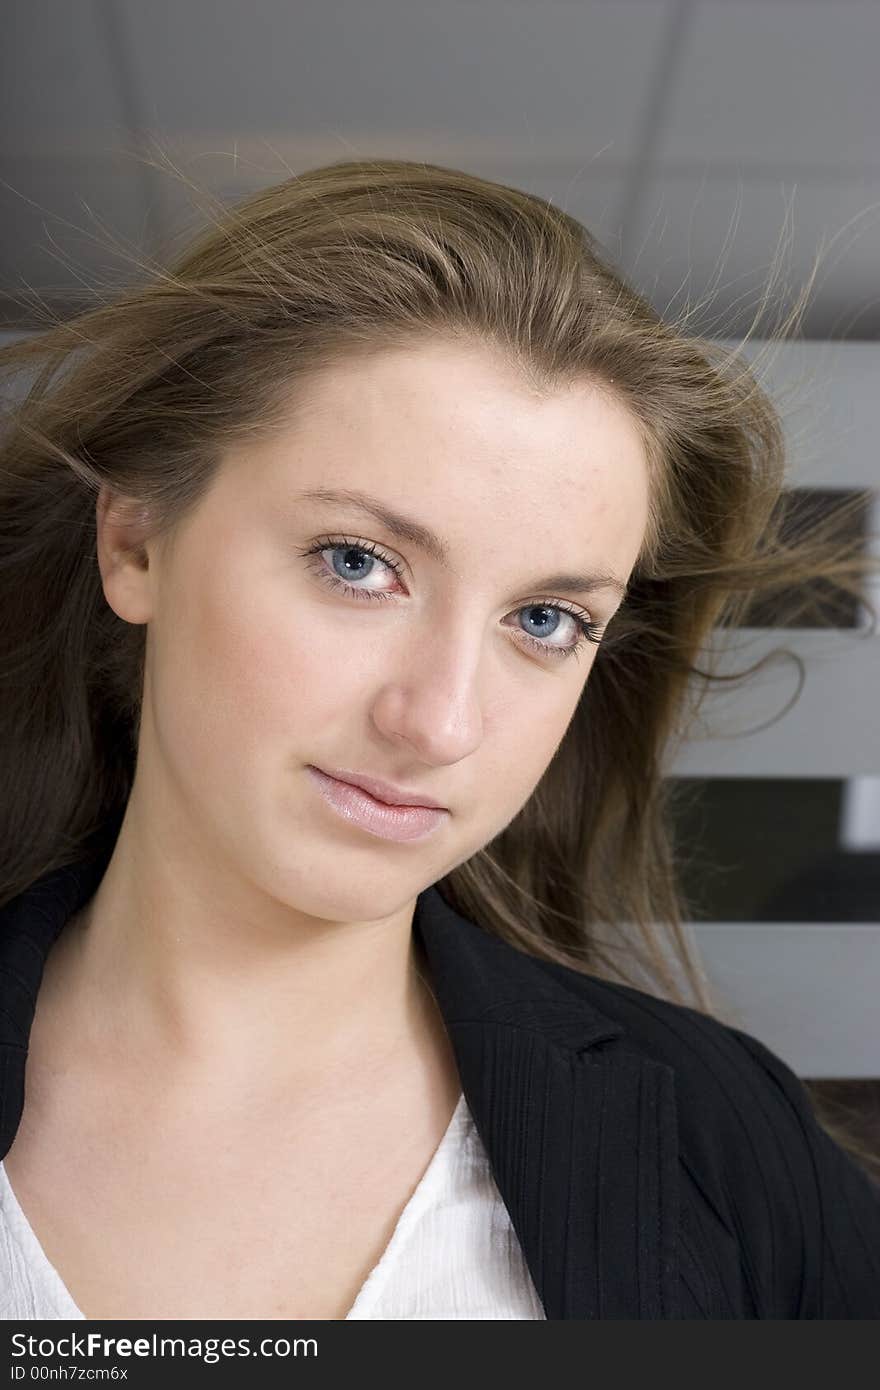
[95,483,155,625]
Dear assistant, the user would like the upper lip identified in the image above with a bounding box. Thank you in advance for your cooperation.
[315,767,448,810]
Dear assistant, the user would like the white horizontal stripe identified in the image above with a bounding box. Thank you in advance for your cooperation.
[691,921,880,1078]
[715,339,880,489]
[668,627,880,777]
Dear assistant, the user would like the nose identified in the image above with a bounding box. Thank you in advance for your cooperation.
[369,636,485,769]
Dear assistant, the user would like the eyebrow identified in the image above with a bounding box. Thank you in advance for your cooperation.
[295,487,629,602]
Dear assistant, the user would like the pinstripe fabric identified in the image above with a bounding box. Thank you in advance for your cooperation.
[2,817,879,1319]
[413,885,880,1317]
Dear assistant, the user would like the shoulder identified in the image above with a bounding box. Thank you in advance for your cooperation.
[535,955,827,1136]
[546,963,880,1317]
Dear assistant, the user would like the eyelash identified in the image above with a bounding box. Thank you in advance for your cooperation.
[296,534,604,662]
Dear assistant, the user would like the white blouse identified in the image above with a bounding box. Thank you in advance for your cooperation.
[0,1091,546,1320]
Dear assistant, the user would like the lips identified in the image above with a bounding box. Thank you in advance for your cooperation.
[306,766,449,843]
[312,766,447,810]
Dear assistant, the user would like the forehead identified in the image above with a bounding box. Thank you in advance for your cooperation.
[263,339,646,484]
[222,338,652,582]
[288,338,639,452]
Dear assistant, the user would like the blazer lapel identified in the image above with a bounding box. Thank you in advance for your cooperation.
[414,884,681,1319]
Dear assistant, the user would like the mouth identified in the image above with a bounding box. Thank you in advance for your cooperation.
[306,766,450,843]
[311,766,448,810]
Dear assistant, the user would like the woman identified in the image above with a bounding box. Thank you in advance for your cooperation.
[1,159,878,1321]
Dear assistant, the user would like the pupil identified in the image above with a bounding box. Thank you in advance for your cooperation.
[526,605,557,636]
[338,546,370,578]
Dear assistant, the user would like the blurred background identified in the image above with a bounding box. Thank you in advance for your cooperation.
[2,0,878,1165]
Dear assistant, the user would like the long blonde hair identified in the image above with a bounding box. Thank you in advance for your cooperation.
[2,158,877,1174]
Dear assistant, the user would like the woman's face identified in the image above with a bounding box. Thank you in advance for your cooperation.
[101,338,650,921]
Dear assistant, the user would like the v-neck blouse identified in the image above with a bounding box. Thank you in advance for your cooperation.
[0,1090,546,1321]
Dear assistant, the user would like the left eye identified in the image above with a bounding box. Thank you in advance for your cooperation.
[299,538,602,659]
[518,603,578,642]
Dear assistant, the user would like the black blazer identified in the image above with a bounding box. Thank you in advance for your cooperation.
[2,821,879,1320]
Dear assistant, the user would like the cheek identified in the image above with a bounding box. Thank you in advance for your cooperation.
[152,564,377,776]
[481,679,587,824]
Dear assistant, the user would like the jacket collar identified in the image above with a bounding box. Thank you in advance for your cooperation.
[413,883,680,1319]
[0,817,680,1320]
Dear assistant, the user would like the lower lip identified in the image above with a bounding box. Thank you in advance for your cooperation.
[306,766,449,842]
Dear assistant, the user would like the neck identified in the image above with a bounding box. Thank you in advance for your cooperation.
[36,822,451,1104]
